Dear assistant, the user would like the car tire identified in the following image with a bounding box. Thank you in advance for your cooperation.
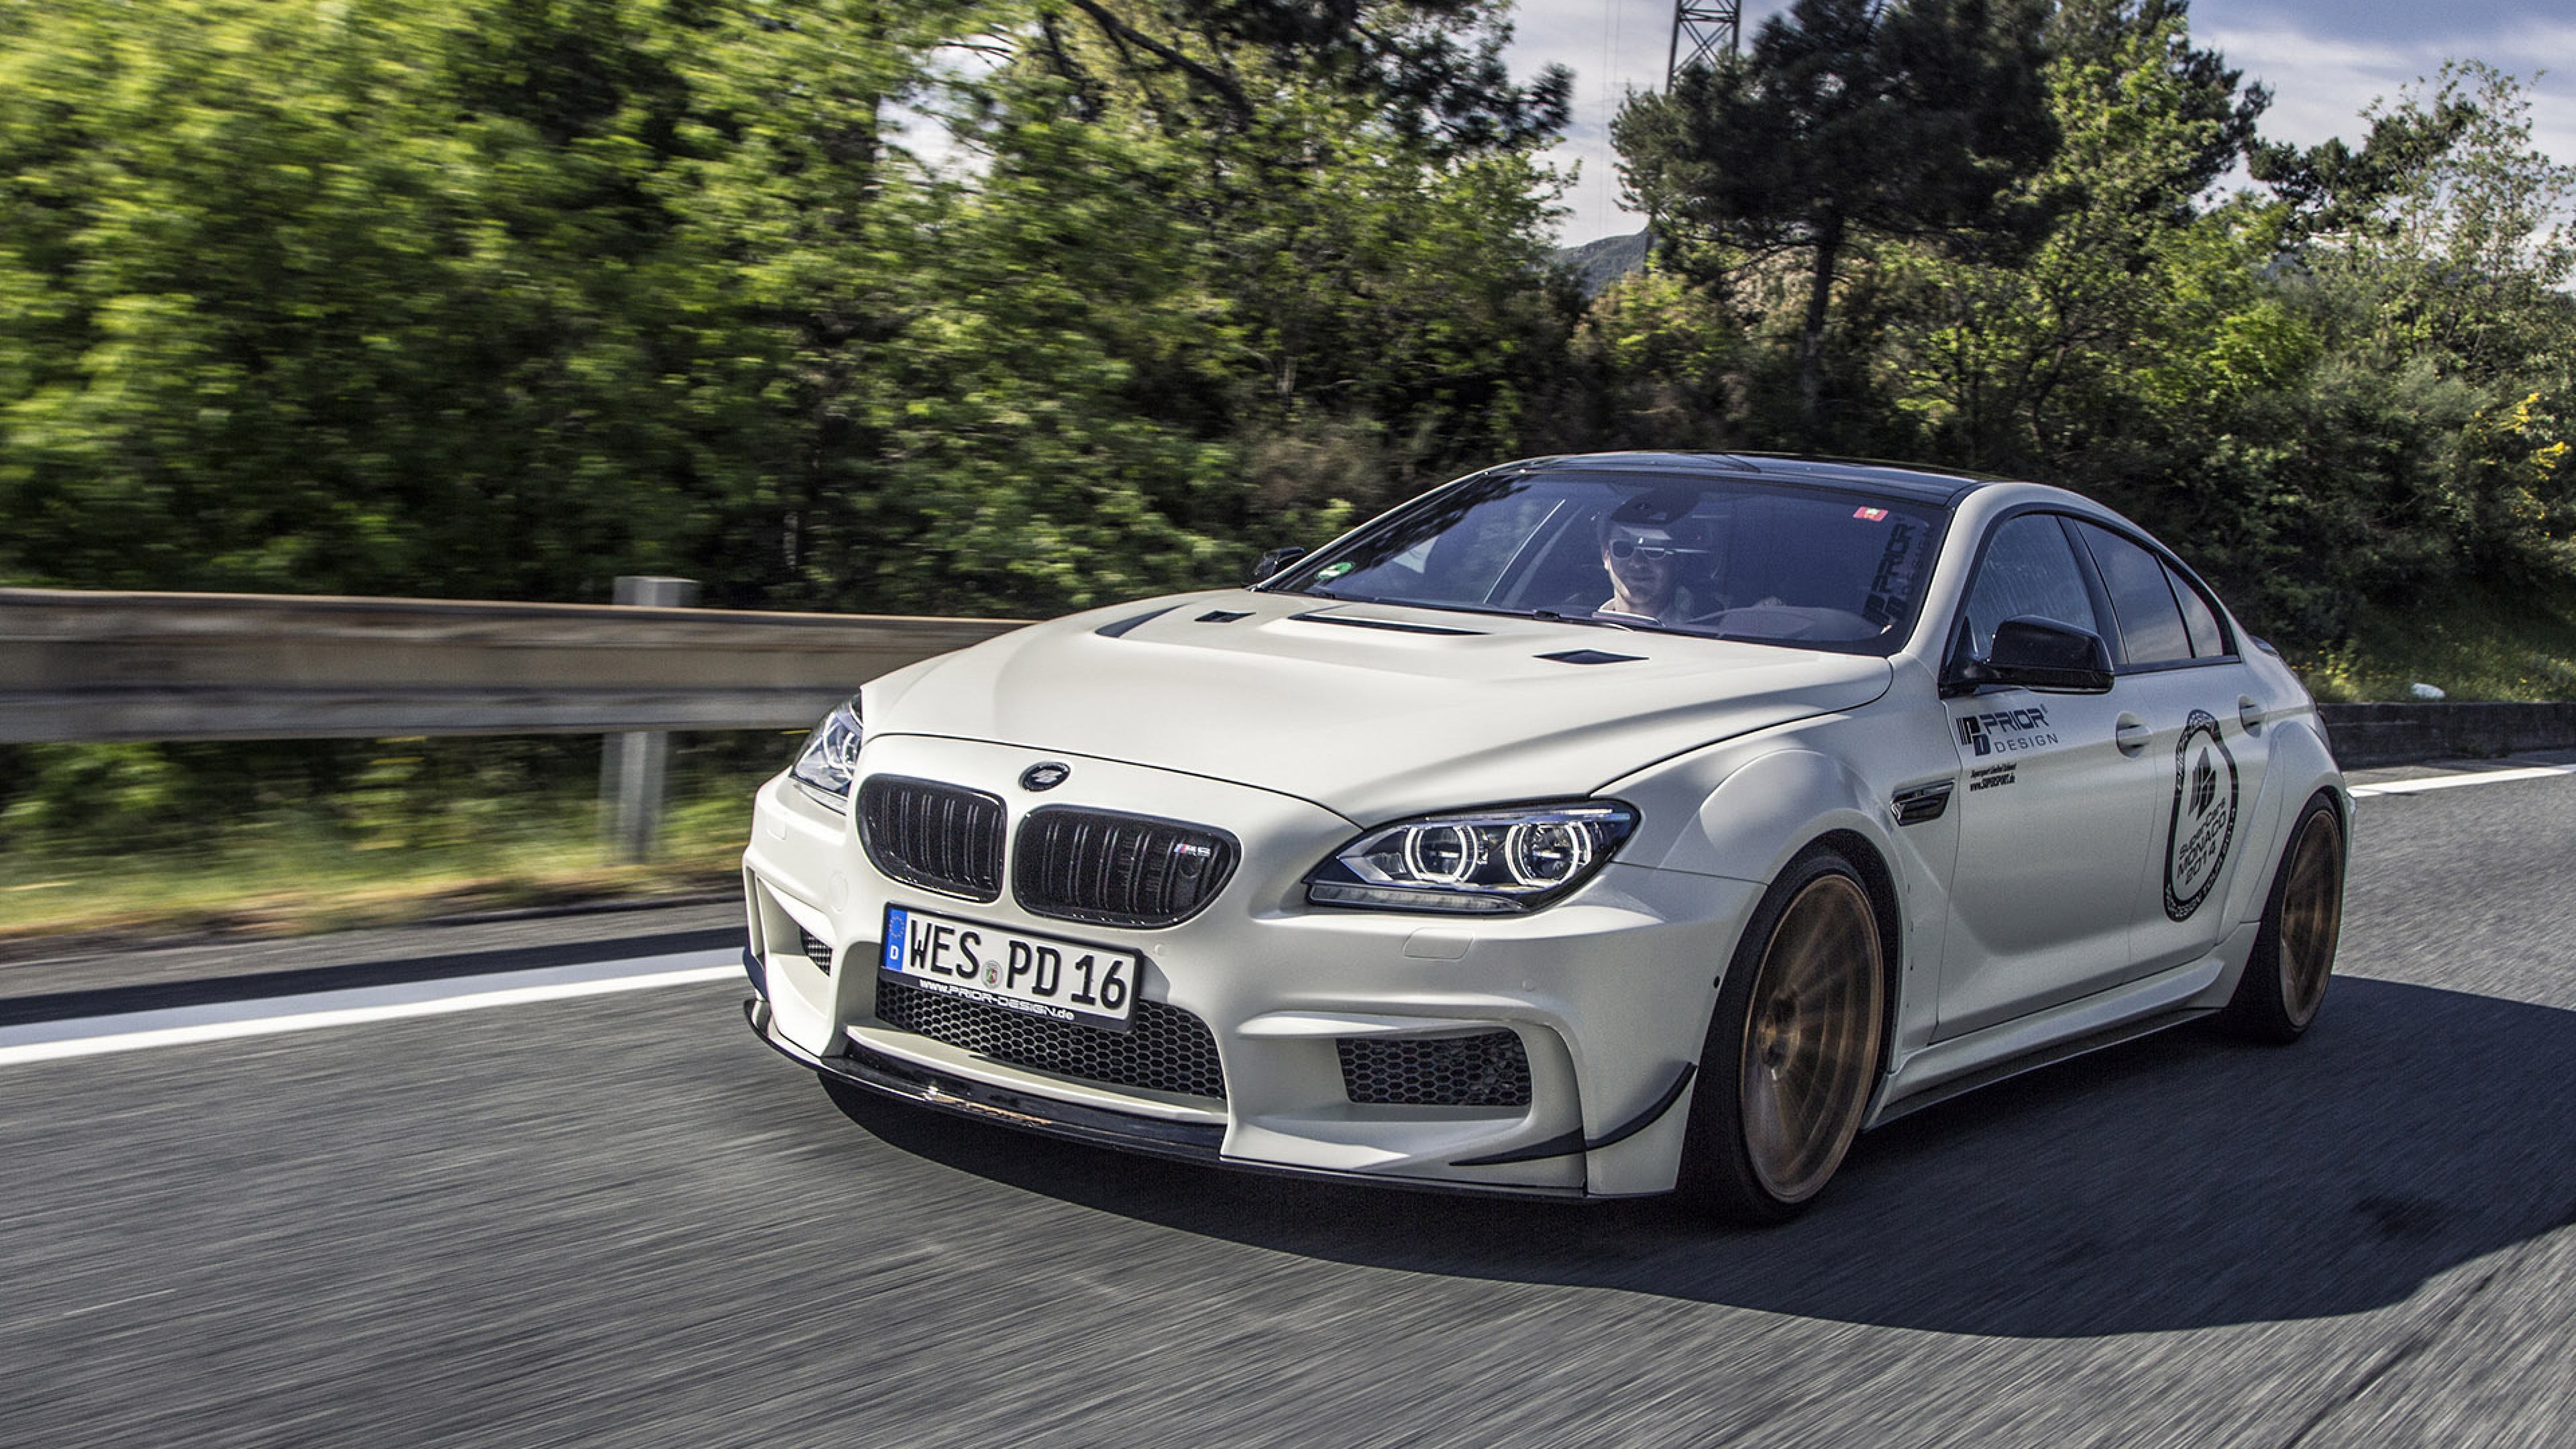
[1677,846,1886,1224]
[2215,792,2345,1043]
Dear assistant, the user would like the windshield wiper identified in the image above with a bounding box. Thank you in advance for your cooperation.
[1530,608,1634,631]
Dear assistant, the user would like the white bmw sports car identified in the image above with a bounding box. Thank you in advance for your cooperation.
[741,452,2348,1220]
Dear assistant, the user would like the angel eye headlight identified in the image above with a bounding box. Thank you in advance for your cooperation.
[1306,802,1637,913]
[787,697,863,809]
[1505,820,1594,887]
[1402,824,1483,884]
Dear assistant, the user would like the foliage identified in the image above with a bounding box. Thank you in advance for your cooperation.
[1857,11,2573,643]
[0,0,761,599]
[1611,0,2057,437]
[0,734,776,943]
[0,0,1572,616]
[1,0,2573,708]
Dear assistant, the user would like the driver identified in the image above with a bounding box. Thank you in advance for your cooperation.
[1597,507,1715,625]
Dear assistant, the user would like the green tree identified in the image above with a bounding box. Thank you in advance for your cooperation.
[1611,0,2057,437]
[2268,64,2576,591]
[966,0,1578,529]
[0,0,800,599]
[1878,0,2290,474]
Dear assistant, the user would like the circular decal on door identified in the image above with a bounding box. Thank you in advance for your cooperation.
[2163,709,2239,921]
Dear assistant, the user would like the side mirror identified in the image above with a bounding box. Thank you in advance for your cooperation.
[1249,546,1309,585]
[1955,616,2114,694]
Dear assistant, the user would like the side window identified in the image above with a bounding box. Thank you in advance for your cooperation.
[1958,515,2103,659]
[2074,523,2191,666]
[2165,561,2229,657]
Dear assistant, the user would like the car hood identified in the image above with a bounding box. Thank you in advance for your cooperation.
[866,591,1894,822]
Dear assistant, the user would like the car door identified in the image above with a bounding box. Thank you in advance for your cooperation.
[1934,512,2161,1039]
[2067,521,2273,979]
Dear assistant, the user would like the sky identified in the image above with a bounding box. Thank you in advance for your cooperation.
[1503,0,2576,244]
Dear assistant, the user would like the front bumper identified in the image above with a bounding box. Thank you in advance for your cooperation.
[747,994,1600,1201]
[743,735,1763,1198]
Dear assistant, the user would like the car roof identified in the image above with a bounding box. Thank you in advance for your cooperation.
[1505,451,2003,506]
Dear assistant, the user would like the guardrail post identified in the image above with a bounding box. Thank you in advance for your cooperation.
[602,576,700,862]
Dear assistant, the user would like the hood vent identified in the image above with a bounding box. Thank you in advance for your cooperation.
[1291,611,1483,637]
[1093,606,1178,639]
[1538,649,1643,666]
[1195,610,1252,623]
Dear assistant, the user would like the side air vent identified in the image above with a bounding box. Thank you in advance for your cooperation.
[1338,1032,1533,1107]
[798,927,835,974]
[857,776,1006,902]
[1892,781,1955,826]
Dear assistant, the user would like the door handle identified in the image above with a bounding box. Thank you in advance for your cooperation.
[2114,714,2153,756]
[2239,694,2265,731]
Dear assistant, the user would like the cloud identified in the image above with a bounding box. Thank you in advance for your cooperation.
[2210,17,2576,172]
[1503,1,2574,246]
[1501,0,1688,243]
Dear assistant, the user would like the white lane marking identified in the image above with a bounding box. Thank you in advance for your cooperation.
[2350,763,2576,798]
[0,949,741,1067]
[63,1289,177,1319]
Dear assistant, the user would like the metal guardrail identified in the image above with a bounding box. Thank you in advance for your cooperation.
[2315,701,2576,769]
[7,587,2572,767]
[0,586,1026,744]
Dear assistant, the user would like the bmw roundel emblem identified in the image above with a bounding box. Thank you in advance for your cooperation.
[1020,761,1072,792]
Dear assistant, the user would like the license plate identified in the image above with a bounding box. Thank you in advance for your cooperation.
[879,905,1139,1033]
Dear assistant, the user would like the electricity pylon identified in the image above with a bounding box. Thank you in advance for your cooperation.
[1668,0,1741,81]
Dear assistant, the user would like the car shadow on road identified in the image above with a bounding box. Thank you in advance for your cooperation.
[822,975,2576,1336]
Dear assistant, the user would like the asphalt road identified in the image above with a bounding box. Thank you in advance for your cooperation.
[2,767,2572,1447]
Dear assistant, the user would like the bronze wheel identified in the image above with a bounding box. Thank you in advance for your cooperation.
[1681,849,1887,1222]
[2275,806,2343,1028]
[2218,793,2345,1042]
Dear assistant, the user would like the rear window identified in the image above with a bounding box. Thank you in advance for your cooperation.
[2075,523,2192,667]
[2166,561,2231,657]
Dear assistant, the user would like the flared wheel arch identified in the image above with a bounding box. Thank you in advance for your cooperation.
[1677,830,1903,1222]
[2214,786,2348,1043]
[1790,828,1904,1071]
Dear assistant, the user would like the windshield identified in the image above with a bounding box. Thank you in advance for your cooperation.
[1267,468,1947,655]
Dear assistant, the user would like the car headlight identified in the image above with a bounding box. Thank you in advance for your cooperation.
[788,697,863,808]
[1305,802,1638,913]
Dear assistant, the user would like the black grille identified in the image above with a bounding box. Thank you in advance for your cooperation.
[1338,1032,1532,1107]
[1014,808,1238,928]
[857,777,1005,902]
[875,976,1226,1099]
[798,927,835,974]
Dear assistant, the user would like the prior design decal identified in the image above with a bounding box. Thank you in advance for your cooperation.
[2163,709,2241,920]
[1957,704,2057,758]
[1968,763,2017,792]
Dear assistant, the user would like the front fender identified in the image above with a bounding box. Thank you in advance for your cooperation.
[1640,747,1896,886]
[1613,739,1954,1066]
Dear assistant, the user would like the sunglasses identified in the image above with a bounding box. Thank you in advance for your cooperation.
[1607,535,1700,562]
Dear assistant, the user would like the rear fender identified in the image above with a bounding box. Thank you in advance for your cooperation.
[2231,716,2345,926]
